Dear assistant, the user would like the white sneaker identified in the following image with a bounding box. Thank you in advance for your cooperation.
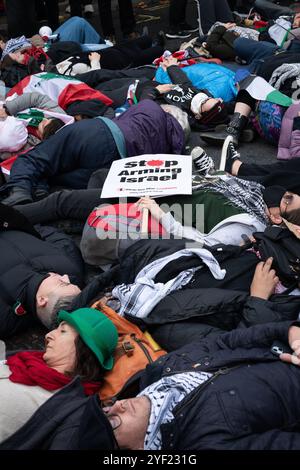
[191,146,215,176]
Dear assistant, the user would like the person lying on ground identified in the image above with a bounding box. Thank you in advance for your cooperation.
[0,92,74,160]
[3,320,300,450]
[0,307,117,444]
[0,203,83,337]
[0,100,185,206]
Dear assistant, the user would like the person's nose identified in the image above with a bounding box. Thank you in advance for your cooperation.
[45,329,56,343]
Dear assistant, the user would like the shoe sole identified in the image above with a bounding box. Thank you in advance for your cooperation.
[219,135,234,171]
[200,133,225,146]
[165,32,191,39]
[214,125,254,143]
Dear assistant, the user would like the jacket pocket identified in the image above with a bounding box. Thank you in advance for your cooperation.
[217,388,252,436]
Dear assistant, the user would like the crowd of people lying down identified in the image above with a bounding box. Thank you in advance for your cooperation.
[1,0,300,451]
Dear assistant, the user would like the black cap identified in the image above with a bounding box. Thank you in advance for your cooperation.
[263,186,286,208]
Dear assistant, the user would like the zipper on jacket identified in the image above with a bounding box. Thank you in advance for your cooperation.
[131,334,154,364]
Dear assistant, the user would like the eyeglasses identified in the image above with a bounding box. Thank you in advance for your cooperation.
[105,413,122,431]
[281,193,294,217]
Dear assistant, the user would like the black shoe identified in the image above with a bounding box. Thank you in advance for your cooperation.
[1,187,33,206]
[153,30,166,48]
[219,136,241,173]
[214,124,255,144]
[165,29,191,39]
[179,22,198,33]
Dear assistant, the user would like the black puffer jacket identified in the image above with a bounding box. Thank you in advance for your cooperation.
[0,226,83,338]
[144,287,300,350]
[137,321,300,450]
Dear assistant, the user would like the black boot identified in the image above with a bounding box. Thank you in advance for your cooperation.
[199,113,253,146]
[1,187,33,206]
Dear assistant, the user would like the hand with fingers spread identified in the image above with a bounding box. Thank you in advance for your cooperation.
[280,325,300,366]
[135,196,165,221]
[250,257,279,300]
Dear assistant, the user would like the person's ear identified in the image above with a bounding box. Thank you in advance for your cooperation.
[36,295,48,308]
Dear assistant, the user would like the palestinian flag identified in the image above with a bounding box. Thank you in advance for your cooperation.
[6,72,113,110]
[239,75,293,108]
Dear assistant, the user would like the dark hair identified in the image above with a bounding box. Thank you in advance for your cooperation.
[0,54,16,69]
[284,207,300,226]
[42,118,65,140]
[67,335,104,382]
[0,30,9,43]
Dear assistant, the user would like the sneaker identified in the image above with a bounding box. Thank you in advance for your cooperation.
[219,136,241,173]
[165,29,191,39]
[191,146,215,176]
[180,22,198,33]
[84,4,94,17]
[65,5,70,14]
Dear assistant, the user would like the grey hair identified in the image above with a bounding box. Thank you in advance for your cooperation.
[161,104,191,142]
[36,294,78,330]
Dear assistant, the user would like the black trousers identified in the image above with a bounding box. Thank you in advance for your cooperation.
[238,159,300,194]
[6,0,37,37]
[97,0,136,37]
[99,36,163,70]
[170,0,233,33]
[35,0,59,30]
[69,0,92,17]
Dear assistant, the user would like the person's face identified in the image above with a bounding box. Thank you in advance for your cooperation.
[280,192,300,217]
[43,321,78,372]
[267,192,300,224]
[0,39,6,50]
[9,51,25,64]
[104,397,151,450]
[201,97,222,114]
[37,118,52,139]
[37,272,81,299]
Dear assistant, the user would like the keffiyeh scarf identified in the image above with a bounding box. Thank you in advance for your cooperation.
[113,247,226,318]
[192,174,268,224]
[140,371,212,450]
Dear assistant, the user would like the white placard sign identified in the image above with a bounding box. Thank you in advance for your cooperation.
[101,154,192,198]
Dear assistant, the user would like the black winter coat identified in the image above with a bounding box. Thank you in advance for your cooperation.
[0,226,83,338]
[138,321,300,450]
[206,26,237,60]
[2,321,300,450]
[118,239,300,350]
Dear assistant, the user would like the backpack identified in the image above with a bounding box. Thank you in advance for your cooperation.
[80,202,166,267]
[253,225,300,288]
[92,301,166,402]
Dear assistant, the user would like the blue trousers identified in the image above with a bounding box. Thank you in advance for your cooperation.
[234,37,279,73]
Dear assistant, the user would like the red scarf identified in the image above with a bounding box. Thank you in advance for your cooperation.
[7,351,100,396]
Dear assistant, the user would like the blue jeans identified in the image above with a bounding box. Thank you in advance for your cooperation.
[234,37,279,73]
[54,16,106,46]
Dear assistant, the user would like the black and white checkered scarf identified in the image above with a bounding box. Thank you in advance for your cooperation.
[192,174,268,225]
[139,371,212,450]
